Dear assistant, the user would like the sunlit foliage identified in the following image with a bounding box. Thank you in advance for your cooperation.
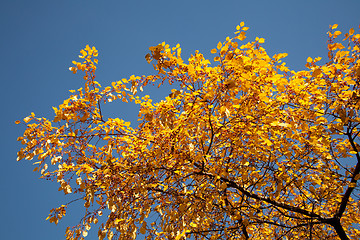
[16,23,360,239]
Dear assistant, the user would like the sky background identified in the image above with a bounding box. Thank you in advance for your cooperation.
[1,0,359,239]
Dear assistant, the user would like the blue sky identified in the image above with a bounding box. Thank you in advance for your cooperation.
[1,0,359,239]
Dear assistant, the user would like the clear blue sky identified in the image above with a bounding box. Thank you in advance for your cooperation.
[1,0,359,239]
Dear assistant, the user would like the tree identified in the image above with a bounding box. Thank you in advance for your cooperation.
[16,23,360,240]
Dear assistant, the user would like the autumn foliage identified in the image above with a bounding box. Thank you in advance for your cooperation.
[16,23,360,239]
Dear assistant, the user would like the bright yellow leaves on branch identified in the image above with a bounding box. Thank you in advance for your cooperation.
[16,23,360,240]
[69,45,98,79]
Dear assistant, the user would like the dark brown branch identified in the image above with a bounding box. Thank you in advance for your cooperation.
[324,217,350,240]
[337,130,360,218]
[197,171,323,220]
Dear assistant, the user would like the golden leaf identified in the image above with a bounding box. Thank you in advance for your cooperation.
[16,26,360,240]
[312,68,322,78]
[23,116,31,123]
[349,28,354,35]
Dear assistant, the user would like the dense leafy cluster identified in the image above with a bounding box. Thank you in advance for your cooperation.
[17,23,360,239]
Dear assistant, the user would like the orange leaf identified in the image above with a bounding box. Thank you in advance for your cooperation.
[312,69,322,78]
[349,28,354,35]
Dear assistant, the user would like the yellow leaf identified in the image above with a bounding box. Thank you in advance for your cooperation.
[224,108,230,118]
[332,24,338,29]
[258,38,265,43]
[264,138,272,146]
[217,41,222,50]
[270,121,289,127]
[174,231,185,240]
[307,57,313,63]
[211,48,217,54]
[23,116,31,123]
[240,22,244,27]
[190,222,198,228]
[76,177,82,185]
[108,231,114,240]
[273,53,288,61]
[15,120,21,124]
[85,224,91,231]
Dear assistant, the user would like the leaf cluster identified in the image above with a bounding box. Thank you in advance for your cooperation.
[16,23,360,240]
